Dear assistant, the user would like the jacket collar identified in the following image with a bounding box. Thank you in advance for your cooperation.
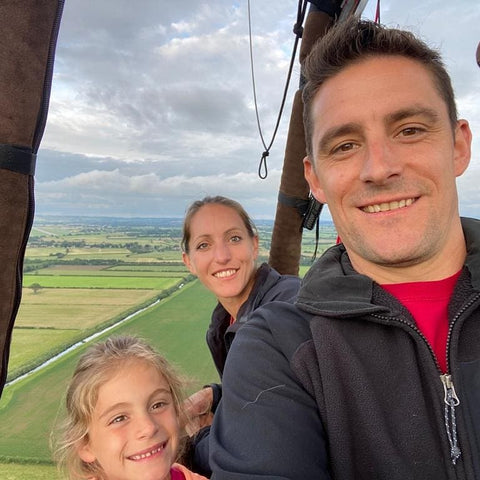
[296,217,480,316]
[462,217,480,290]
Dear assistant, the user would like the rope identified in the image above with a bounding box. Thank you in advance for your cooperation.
[248,0,308,179]
[375,0,381,23]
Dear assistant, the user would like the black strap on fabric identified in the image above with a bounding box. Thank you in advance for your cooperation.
[278,190,310,217]
[0,144,36,175]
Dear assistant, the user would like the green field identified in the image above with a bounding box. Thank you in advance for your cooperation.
[0,217,337,477]
[8,287,163,380]
[0,462,57,480]
[107,264,187,272]
[23,274,179,289]
[0,281,217,465]
[34,267,187,277]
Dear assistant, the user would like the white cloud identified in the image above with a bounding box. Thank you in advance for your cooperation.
[36,0,480,220]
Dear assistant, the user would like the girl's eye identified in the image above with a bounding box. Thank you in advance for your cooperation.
[151,401,167,411]
[110,415,127,425]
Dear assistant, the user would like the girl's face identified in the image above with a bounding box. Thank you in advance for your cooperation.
[182,203,259,313]
[79,359,180,480]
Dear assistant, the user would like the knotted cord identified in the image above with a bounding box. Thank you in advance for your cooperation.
[248,0,308,179]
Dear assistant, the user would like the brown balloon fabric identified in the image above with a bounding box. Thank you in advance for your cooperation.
[0,0,64,397]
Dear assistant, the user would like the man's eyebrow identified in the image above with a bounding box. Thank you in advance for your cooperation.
[317,122,362,153]
[385,106,440,125]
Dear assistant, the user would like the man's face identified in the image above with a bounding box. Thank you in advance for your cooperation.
[304,55,472,282]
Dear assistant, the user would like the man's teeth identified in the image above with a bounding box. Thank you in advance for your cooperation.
[362,198,414,213]
[129,445,163,461]
[214,269,236,278]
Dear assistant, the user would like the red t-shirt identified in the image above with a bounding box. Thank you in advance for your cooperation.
[381,270,461,373]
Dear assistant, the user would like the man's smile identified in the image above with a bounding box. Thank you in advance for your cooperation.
[361,197,416,213]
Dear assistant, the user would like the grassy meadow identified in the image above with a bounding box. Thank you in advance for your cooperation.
[0,281,218,463]
[0,216,336,478]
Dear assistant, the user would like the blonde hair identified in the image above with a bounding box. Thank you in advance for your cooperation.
[52,335,186,480]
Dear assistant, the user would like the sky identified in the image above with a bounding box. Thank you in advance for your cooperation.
[36,0,480,220]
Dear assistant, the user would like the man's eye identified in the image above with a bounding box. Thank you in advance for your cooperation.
[400,127,423,137]
[333,142,356,154]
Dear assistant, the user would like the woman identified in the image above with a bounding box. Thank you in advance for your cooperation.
[181,195,301,475]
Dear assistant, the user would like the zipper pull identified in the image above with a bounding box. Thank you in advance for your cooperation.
[440,374,461,464]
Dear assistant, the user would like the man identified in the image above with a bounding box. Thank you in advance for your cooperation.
[209,18,479,480]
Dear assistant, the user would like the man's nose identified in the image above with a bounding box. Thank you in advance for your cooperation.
[359,139,401,184]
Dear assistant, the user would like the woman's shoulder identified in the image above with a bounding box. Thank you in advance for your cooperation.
[256,263,301,303]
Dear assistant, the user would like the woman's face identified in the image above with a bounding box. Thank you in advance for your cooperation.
[183,203,259,312]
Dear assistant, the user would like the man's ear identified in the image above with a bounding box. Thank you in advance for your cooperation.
[303,156,327,204]
[182,251,196,275]
[78,440,96,464]
[453,119,472,177]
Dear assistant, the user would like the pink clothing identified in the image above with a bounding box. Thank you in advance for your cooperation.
[171,463,209,480]
[381,270,461,373]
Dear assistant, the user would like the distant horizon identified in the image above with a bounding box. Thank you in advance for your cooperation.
[32,213,335,225]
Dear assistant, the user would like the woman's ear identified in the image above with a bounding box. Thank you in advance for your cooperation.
[253,235,259,259]
[182,251,196,275]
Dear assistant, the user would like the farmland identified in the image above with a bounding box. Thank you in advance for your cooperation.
[0,215,337,478]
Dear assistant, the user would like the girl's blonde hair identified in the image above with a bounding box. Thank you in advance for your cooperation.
[52,335,186,480]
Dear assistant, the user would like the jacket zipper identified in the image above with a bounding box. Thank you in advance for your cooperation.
[371,291,480,466]
[440,292,480,464]
[440,373,461,464]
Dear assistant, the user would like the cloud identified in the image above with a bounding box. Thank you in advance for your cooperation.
[36,0,480,220]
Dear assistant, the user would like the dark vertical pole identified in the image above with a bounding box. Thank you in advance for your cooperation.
[268,8,333,275]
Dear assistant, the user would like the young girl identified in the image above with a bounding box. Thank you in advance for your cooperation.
[53,335,208,480]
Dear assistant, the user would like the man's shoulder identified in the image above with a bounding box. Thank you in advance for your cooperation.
[250,264,301,309]
[240,300,313,357]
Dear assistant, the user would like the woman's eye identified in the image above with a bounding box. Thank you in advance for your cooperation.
[230,235,241,243]
[196,242,209,250]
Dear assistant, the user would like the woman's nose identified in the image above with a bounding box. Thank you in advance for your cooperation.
[213,242,231,263]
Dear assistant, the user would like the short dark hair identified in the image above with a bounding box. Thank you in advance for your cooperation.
[181,196,257,254]
[302,17,458,157]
